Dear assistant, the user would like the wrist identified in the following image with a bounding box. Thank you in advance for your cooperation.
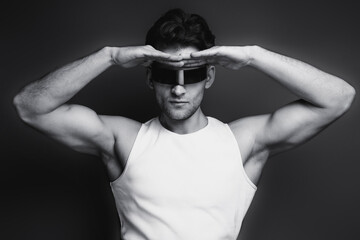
[103,46,119,66]
[244,45,261,67]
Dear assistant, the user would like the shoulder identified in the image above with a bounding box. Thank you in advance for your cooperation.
[98,115,143,181]
[99,115,142,156]
[99,115,142,136]
[228,115,272,185]
[228,115,270,159]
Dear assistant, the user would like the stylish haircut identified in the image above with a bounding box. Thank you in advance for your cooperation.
[145,8,215,51]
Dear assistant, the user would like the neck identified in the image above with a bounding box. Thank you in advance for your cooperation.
[159,108,208,134]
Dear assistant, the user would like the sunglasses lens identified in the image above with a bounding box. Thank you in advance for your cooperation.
[151,68,177,84]
[151,66,207,85]
[183,67,207,84]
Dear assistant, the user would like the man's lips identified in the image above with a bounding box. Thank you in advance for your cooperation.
[169,100,188,106]
[170,100,188,103]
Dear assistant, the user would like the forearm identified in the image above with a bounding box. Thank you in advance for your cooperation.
[14,46,114,118]
[248,46,355,113]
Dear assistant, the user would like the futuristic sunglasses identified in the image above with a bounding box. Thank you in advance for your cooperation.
[150,64,208,85]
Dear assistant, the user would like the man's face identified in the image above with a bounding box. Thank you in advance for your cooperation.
[148,46,213,121]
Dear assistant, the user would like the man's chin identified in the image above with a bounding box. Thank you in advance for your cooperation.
[163,109,193,121]
[166,114,190,121]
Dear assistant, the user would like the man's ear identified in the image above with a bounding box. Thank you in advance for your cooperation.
[205,65,215,89]
[146,67,154,90]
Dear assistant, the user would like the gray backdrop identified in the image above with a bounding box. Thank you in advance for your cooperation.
[1,0,359,239]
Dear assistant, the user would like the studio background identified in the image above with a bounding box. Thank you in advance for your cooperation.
[1,0,359,240]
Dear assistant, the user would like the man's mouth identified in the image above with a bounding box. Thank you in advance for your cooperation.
[169,100,188,106]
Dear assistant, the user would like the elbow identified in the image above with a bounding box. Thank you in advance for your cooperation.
[341,84,356,111]
[13,94,26,121]
[13,93,33,124]
[333,84,356,117]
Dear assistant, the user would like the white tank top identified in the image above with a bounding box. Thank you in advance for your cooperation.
[110,117,257,240]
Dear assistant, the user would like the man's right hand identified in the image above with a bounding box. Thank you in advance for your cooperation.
[110,45,183,68]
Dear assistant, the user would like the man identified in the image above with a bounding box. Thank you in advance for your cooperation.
[13,8,355,240]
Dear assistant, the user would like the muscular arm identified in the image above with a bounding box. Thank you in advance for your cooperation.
[13,45,181,158]
[235,46,355,183]
[13,47,117,155]
[238,46,355,154]
[191,46,356,183]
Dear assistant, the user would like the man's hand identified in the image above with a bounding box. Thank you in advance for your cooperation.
[110,45,183,68]
[184,46,252,70]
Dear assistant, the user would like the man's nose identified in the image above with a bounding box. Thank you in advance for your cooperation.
[171,69,186,96]
[171,85,186,96]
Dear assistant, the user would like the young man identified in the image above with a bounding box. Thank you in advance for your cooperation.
[13,9,355,240]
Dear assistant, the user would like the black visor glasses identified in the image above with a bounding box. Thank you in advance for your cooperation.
[150,65,208,85]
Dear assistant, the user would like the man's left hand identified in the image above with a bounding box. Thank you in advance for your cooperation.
[182,46,252,70]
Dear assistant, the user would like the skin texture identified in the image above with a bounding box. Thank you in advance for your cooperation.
[13,45,355,184]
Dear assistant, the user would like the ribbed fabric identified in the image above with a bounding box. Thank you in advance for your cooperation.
[110,117,257,240]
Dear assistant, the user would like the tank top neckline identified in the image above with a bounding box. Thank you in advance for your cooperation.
[156,116,212,137]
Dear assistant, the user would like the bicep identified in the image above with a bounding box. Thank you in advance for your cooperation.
[27,104,114,156]
[258,99,336,155]
[230,100,337,184]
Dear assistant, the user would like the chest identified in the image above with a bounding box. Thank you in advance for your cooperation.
[122,136,243,206]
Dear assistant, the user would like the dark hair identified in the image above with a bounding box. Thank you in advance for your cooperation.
[145,8,215,51]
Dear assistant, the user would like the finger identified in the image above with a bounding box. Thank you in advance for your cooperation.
[165,61,185,68]
[182,59,207,67]
[144,51,182,62]
[190,48,219,59]
[182,62,207,68]
[177,52,192,60]
[155,60,185,68]
[146,54,182,62]
[185,58,217,65]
